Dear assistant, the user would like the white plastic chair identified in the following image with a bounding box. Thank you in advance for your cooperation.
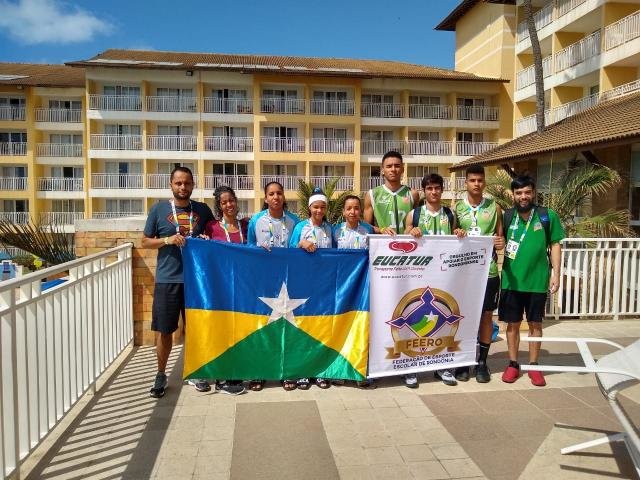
[520,337,640,477]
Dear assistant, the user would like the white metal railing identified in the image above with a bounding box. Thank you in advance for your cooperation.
[91,173,144,189]
[90,135,142,151]
[36,143,82,157]
[516,55,553,90]
[600,78,640,101]
[204,174,254,191]
[455,141,498,156]
[408,104,452,119]
[145,96,197,113]
[145,174,200,189]
[515,115,537,136]
[35,108,82,123]
[310,100,355,115]
[360,140,406,155]
[0,212,30,224]
[554,93,599,122]
[360,177,380,191]
[605,10,640,50]
[456,105,499,121]
[260,137,305,152]
[259,175,306,191]
[407,140,453,156]
[310,138,355,154]
[516,1,553,42]
[147,135,197,151]
[543,55,554,77]
[203,136,253,152]
[260,98,305,114]
[309,176,354,191]
[361,103,405,118]
[88,95,142,111]
[556,0,588,18]
[203,97,253,114]
[37,177,84,191]
[39,211,85,224]
[555,30,601,72]
[0,143,27,156]
[0,244,133,480]
[0,177,27,190]
[0,106,26,121]
[91,211,144,219]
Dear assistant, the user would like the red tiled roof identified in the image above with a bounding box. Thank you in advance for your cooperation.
[0,63,85,87]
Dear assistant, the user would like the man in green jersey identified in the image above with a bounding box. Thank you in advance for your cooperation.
[365,150,420,388]
[452,165,505,383]
[499,175,563,387]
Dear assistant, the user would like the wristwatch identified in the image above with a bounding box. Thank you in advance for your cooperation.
[163,237,169,245]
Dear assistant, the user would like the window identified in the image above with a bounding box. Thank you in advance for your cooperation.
[104,124,141,135]
[408,165,439,178]
[457,98,486,120]
[212,163,248,176]
[51,166,83,178]
[263,89,298,99]
[409,131,439,141]
[263,126,297,138]
[103,85,140,96]
[457,132,484,143]
[212,126,248,138]
[105,162,142,175]
[106,199,143,213]
[262,164,297,175]
[1,166,26,177]
[157,162,194,174]
[48,99,81,110]
[589,85,600,97]
[312,128,347,139]
[2,199,27,212]
[361,130,394,141]
[52,200,83,212]
[157,125,194,136]
[312,165,346,177]
[409,96,440,105]
[0,132,27,143]
[362,94,394,104]
[0,97,26,107]
[50,134,82,144]
[156,88,193,97]
[213,88,247,99]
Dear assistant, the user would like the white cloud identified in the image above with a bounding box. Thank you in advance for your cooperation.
[0,0,113,45]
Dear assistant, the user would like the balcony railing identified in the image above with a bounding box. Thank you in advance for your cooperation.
[516,2,553,42]
[361,103,405,118]
[203,97,253,114]
[92,211,144,218]
[146,174,199,189]
[0,142,26,155]
[0,177,27,190]
[146,96,197,113]
[0,106,26,121]
[309,176,354,191]
[40,211,85,224]
[0,212,29,224]
[554,93,598,122]
[38,177,84,191]
[91,173,144,189]
[147,135,197,151]
[555,30,601,72]
[599,78,640,101]
[407,177,458,191]
[203,136,253,152]
[35,108,82,123]
[310,138,355,154]
[407,140,453,156]
[456,106,499,121]
[260,175,306,190]
[456,141,499,156]
[36,143,82,157]
[90,134,143,150]
[516,55,553,90]
[360,176,380,191]
[310,100,355,115]
[89,94,142,111]
[556,0,587,18]
[260,98,305,114]
[260,137,305,152]
[604,10,640,50]
[204,174,254,191]
[408,104,452,119]
[360,140,406,155]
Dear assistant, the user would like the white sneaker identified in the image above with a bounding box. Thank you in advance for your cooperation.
[404,374,419,389]
[435,369,458,386]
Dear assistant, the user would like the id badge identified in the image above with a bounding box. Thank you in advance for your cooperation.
[505,239,520,259]
[468,226,482,237]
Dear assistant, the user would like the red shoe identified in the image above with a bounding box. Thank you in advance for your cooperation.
[528,370,546,387]
[501,365,520,383]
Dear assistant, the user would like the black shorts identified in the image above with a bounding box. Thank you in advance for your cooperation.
[499,289,547,323]
[483,276,500,312]
[152,283,185,334]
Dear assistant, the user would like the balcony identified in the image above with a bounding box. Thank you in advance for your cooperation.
[361,103,405,118]
[360,140,406,156]
[89,95,142,111]
[360,176,381,191]
[600,78,640,102]
[203,97,253,114]
[40,211,84,225]
[409,104,452,120]
[456,141,499,156]
[146,174,200,189]
[554,93,598,122]
[260,175,305,190]
[310,138,355,154]
[38,177,84,191]
[35,108,82,123]
[407,177,465,192]
[310,100,355,116]
[456,106,500,121]
[260,137,305,153]
[0,177,27,190]
[0,142,26,155]
[555,30,601,73]
[309,176,354,191]
[0,106,26,121]
[203,136,253,152]
[90,134,143,150]
[0,211,29,223]
[92,211,144,218]
[516,56,553,90]
[407,140,453,156]
[91,173,144,189]
[146,96,197,113]
[36,143,82,157]
[147,135,197,151]
[604,10,640,51]
[555,0,587,19]
[204,174,254,191]
[516,2,553,43]
[260,98,305,114]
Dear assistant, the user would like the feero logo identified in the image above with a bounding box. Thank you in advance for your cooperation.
[389,240,417,254]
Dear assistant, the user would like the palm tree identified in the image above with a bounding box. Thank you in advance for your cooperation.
[486,165,635,238]
[0,217,75,266]
[523,0,546,133]
[296,178,353,223]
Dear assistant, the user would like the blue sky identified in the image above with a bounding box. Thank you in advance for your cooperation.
[0,0,461,69]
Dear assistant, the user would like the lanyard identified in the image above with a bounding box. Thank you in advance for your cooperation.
[170,200,193,236]
[341,222,362,248]
[509,209,535,243]
[308,219,328,246]
[421,206,446,235]
[464,198,485,228]
[220,219,244,244]
[267,213,288,247]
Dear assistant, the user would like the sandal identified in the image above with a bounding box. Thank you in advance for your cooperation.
[296,378,311,390]
[316,378,331,389]
[249,380,265,391]
[282,380,297,391]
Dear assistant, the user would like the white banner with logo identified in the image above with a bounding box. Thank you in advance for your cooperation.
[368,235,493,378]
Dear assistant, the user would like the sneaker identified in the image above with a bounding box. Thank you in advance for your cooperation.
[404,373,419,389]
[528,370,546,387]
[315,377,331,389]
[475,363,491,383]
[149,372,167,398]
[216,381,246,395]
[356,379,376,389]
[455,366,470,382]
[188,379,211,392]
[501,365,520,383]
[296,378,311,390]
[434,369,457,386]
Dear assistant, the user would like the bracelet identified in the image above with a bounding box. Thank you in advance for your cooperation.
[163,237,169,245]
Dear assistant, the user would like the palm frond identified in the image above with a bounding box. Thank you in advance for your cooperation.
[0,217,75,266]
[296,177,354,223]
[572,210,635,238]
[485,170,514,210]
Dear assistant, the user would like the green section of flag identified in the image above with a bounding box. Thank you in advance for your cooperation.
[186,318,365,381]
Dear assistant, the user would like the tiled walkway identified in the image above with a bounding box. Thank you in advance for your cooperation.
[21,320,640,480]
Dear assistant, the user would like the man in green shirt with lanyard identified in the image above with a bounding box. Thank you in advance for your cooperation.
[364,150,420,388]
[500,175,563,387]
[453,165,505,383]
